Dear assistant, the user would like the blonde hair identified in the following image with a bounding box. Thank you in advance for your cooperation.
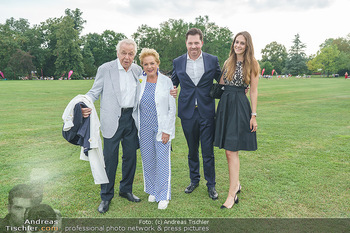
[139,48,160,66]
[224,31,260,85]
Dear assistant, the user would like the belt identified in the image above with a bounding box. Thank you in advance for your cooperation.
[224,85,245,92]
[121,107,133,112]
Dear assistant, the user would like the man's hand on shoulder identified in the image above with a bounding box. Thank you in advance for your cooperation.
[170,86,178,98]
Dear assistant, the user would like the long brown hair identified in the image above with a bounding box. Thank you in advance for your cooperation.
[224,31,260,85]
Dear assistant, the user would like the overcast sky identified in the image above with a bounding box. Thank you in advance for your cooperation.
[0,0,348,59]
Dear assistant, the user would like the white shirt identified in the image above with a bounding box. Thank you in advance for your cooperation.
[186,52,205,105]
[117,59,137,108]
[186,52,205,86]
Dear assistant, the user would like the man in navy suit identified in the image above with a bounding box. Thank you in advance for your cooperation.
[171,28,221,200]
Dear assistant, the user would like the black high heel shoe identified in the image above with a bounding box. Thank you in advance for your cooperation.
[237,184,242,194]
[220,194,239,209]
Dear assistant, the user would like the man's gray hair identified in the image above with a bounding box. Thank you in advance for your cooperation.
[116,39,137,54]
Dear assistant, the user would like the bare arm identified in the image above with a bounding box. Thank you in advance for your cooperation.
[249,73,259,132]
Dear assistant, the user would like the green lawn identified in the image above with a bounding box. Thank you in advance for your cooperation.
[0,77,349,218]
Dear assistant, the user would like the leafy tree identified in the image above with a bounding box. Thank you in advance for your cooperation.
[320,38,334,49]
[133,20,187,73]
[336,51,350,75]
[101,30,126,61]
[24,25,47,76]
[81,41,96,77]
[158,19,189,72]
[0,23,20,72]
[259,60,273,76]
[64,8,86,34]
[83,31,126,68]
[332,38,350,53]
[321,37,350,53]
[307,45,340,76]
[4,17,31,50]
[285,34,308,75]
[261,41,287,74]
[331,37,350,75]
[317,36,350,75]
[0,17,32,76]
[82,33,105,68]
[5,17,30,34]
[54,16,84,79]
[191,15,233,68]
[7,49,35,79]
[39,17,62,77]
[133,15,233,73]
[133,24,162,61]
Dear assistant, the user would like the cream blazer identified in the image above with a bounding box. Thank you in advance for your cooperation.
[86,60,142,139]
[137,73,176,141]
[62,95,109,184]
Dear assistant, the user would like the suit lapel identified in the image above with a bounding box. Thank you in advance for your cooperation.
[138,75,147,102]
[181,54,187,74]
[197,52,209,85]
[202,52,208,73]
[181,54,196,86]
[110,60,122,105]
[131,64,141,110]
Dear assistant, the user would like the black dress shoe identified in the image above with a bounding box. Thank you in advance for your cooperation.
[119,192,141,202]
[97,200,110,213]
[185,183,199,193]
[208,187,218,200]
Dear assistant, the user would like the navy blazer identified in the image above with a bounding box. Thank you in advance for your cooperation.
[62,102,91,155]
[171,52,221,120]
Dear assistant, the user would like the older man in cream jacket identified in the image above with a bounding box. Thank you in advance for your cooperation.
[82,39,142,213]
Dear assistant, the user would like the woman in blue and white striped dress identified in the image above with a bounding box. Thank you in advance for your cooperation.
[137,48,176,209]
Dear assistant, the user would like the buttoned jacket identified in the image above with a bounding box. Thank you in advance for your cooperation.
[171,52,221,120]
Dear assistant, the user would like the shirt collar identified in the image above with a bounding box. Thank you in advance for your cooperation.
[117,58,123,70]
[117,58,132,72]
[187,51,203,61]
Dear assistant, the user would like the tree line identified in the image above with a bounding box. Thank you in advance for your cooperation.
[0,8,349,80]
[261,34,350,77]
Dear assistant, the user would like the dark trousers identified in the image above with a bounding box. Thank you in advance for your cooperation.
[181,108,216,188]
[100,109,138,201]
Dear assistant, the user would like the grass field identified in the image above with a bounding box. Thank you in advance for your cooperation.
[0,77,349,218]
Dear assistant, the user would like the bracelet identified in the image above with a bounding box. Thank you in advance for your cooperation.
[251,113,257,117]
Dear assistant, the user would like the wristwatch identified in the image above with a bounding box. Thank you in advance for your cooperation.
[251,113,257,117]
